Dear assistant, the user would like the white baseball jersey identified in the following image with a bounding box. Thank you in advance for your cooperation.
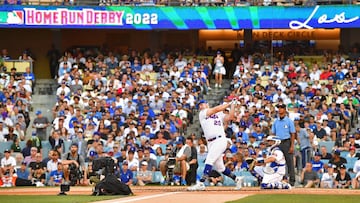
[199,109,226,140]
[267,147,286,175]
[321,172,337,188]
[1,156,16,168]
[353,160,360,179]
[262,147,286,184]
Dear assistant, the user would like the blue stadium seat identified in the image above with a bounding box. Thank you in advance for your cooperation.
[41,141,51,158]
[133,171,138,185]
[197,165,204,177]
[198,160,205,168]
[349,172,356,179]
[235,171,257,187]
[156,156,164,168]
[318,173,323,181]
[152,171,163,183]
[159,144,167,153]
[45,172,50,185]
[318,141,335,153]
[320,159,329,165]
[345,157,358,170]
[19,141,26,149]
[0,141,13,153]
[135,140,142,147]
[63,141,72,154]
[222,175,235,186]
[340,151,349,157]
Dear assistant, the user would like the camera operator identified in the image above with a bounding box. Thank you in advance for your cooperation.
[159,136,191,186]
[61,143,88,185]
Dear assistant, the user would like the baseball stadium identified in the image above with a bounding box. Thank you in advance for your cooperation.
[0,0,360,202]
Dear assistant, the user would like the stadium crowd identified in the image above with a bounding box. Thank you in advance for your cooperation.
[1,43,360,190]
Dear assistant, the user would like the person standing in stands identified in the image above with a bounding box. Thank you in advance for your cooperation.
[32,110,50,141]
[46,44,61,79]
[271,103,296,186]
[213,51,226,88]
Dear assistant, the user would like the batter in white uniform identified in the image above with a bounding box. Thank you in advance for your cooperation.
[261,136,291,189]
[187,100,243,191]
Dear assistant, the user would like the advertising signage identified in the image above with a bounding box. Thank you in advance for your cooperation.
[0,5,359,30]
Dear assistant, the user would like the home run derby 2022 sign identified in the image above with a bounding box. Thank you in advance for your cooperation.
[0,5,359,30]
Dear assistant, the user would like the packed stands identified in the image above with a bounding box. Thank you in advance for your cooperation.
[1,43,360,189]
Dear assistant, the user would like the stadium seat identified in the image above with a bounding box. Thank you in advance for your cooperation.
[0,141,13,153]
[156,156,163,168]
[349,172,356,179]
[320,159,329,165]
[222,175,235,186]
[159,144,167,153]
[132,171,138,185]
[236,171,257,187]
[63,141,72,154]
[197,165,204,178]
[41,141,51,158]
[19,141,26,149]
[340,151,349,158]
[318,141,335,153]
[345,157,358,171]
[198,160,205,168]
[152,171,163,183]
[318,173,323,181]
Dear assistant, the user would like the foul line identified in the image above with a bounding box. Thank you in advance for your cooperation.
[104,192,182,203]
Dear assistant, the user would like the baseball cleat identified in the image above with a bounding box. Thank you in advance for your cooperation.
[234,176,244,190]
[283,183,292,190]
[187,182,205,191]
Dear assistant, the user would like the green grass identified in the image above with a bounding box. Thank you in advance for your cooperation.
[227,194,360,203]
[0,195,121,203]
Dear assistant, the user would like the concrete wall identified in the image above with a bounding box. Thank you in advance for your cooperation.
[341,28,360,51]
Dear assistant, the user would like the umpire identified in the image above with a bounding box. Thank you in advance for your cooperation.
[271,103,296,186]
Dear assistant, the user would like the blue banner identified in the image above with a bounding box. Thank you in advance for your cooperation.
[0,5,359,29]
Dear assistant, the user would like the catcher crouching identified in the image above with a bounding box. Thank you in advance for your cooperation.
[260,136,291,189]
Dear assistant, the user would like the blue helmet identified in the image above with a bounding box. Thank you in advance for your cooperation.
[198,100,208,105]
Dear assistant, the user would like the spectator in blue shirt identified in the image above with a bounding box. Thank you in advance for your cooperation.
[16,161,30,181]
[233,152,249,172]
[251,124,265,141]
[131,59,142,72]
[141,125,155,140]
[23,67,35,86]
[119,160,133,186]
[236,127,249,143]
[48,162,64,186]
[140,105,155,118]
[311,152,324,173]
[335,70,345,81]
[326,113,337,129]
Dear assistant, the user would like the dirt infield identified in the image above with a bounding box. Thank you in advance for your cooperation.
[1,186,360,203]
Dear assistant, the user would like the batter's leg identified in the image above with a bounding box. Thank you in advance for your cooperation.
[214,156,243,190]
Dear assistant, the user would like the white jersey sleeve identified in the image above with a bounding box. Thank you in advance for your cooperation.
[268,148,286,174]
[353,160,360,173]
[272,149,285,164]
[199,109,226,139]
